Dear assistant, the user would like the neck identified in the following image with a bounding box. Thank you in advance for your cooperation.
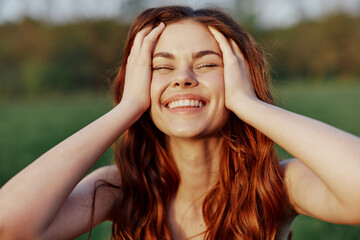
[168,136,222,205]
[167,136,223,239]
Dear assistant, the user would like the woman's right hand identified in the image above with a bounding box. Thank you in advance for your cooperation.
[122,23,165,114]
[0,23,166,240]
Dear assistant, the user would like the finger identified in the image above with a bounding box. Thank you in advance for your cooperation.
[208,26,236,62]
[229,39,245,60]
[141,22,165,51]
[132,26,153,52]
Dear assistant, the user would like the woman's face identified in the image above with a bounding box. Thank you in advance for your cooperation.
[150,20,230,138]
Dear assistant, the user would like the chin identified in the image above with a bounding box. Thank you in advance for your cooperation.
[167,130,203,139]
[150,109,231,139]
[161,125,220,139]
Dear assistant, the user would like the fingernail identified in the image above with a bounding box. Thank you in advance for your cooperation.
[208,26,216,35]
[158,22,165,27]
[208,26,216,33]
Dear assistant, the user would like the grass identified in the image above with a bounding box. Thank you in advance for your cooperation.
[273,80,360,240]
[0,92,114,185]
[273,80,360,160]
[1,81,360,239]
[0,92,114,240]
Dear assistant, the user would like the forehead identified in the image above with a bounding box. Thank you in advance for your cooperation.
[154,20,220,54]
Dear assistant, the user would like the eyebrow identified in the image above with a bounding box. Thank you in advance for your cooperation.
[193,50,222,59]
[153,52,175,59]
[152,50,221,60]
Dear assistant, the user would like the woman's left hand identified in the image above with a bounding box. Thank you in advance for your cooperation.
[208,26,257,112]
[209,27,360,226]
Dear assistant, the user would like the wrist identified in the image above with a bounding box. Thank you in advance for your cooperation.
[231,95,280,127]
[115,98,148,121]
[121,95,149,111]
[226,93,260,113]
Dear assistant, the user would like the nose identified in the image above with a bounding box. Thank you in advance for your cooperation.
[172,67,198,88]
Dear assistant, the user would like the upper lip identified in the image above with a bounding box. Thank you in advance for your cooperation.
[162,94,209,107]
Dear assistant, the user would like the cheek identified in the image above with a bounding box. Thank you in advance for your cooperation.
[214,71,225,90]
[202,70,225,96]
[150,75,166,103]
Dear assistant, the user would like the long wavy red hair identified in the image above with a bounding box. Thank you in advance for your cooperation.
[110,6,286,240]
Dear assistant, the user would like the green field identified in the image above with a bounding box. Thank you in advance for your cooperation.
[1,81,360,239]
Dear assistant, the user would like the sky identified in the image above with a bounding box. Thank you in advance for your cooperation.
[0,0,359,28]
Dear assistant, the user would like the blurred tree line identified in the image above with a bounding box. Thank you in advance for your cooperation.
[0,13,359,96]
[0,19,129,96]
[259,14,360,81]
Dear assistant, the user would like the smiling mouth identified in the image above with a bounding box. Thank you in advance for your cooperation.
[167,99,206,109]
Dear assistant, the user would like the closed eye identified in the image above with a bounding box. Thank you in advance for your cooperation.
[194,63,222,73]
[152,65,174,71]
[194,63,218,69]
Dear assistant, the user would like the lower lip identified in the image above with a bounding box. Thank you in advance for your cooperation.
[165,106,206,113]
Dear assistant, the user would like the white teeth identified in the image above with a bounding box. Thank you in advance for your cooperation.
[168,99,206,109]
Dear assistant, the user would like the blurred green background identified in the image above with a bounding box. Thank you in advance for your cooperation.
[0,0,359,239]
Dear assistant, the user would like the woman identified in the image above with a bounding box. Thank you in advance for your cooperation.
[0,6,359,240]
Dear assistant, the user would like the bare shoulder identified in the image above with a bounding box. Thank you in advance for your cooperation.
[279,158,296,172]
[76,165,122,217]
[280,159,304,207]
[279,158,356,224]
[75,165,121,200]
[275,160,298,239]
[42,165,121,239]
[83,164,121,186]
[279,159,299,217]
